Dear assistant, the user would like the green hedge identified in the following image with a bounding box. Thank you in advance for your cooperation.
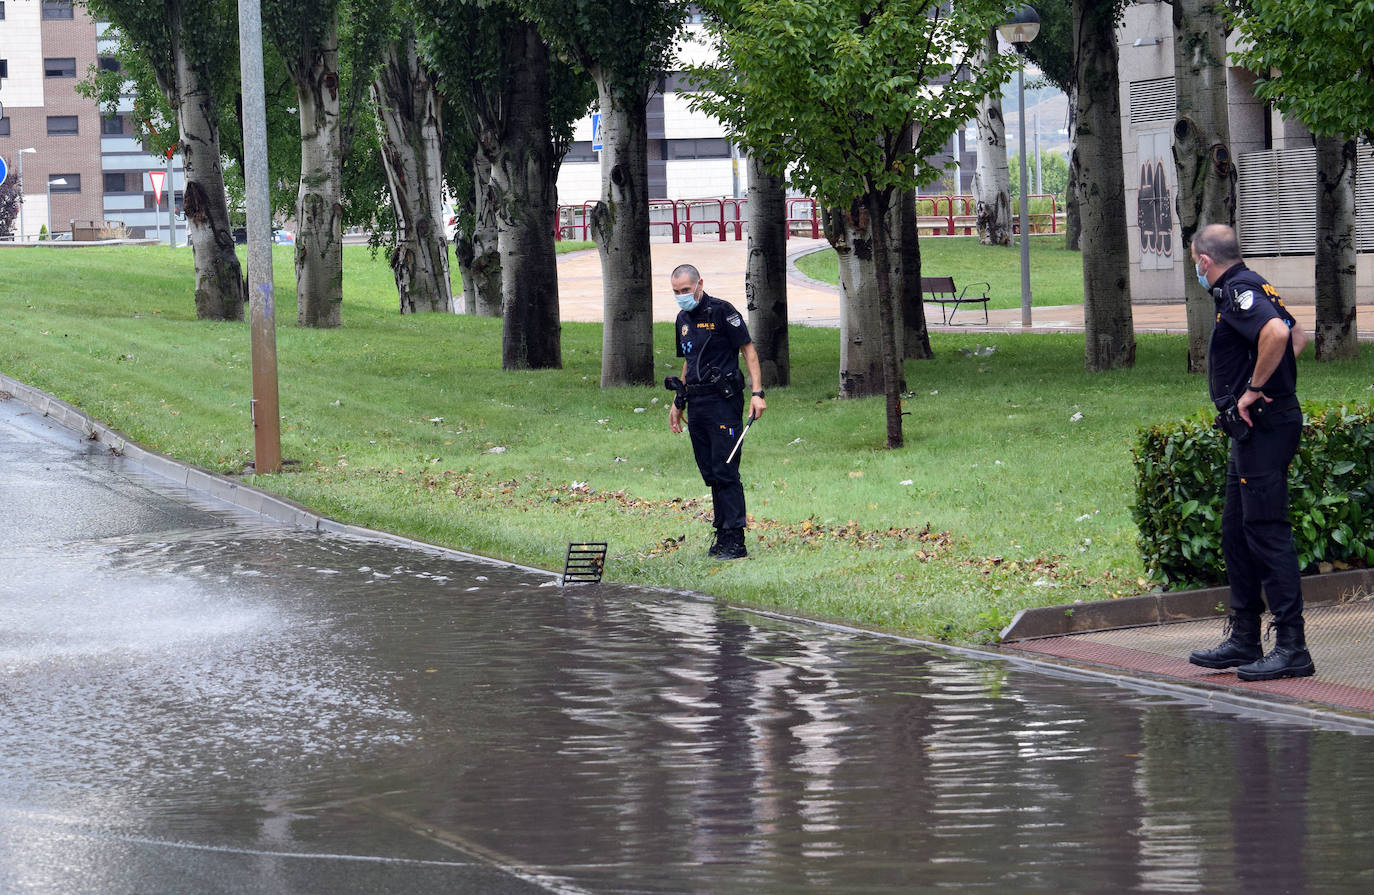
[1132,404,1374,590]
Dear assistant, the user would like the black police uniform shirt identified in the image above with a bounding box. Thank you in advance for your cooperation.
[1207,262,1298,405]
[676,294,752,385]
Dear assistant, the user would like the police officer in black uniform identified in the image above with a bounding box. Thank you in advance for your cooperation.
[666,264,767,559]
[1187,224,1314,681]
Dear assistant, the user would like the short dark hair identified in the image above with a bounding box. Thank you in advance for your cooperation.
[671,264,701,283]
[1194,224,1241,263]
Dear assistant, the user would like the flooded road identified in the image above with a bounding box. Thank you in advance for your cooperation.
[4,399,1374,893]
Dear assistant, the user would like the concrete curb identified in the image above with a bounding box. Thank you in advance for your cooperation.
[0,373,555,580]
[1000,568,1374,641]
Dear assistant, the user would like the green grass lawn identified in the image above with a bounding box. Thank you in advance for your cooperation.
[3,243,1371,644]
[794,234,1089,309]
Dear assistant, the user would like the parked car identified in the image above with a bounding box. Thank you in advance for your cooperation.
[273,229,295,245]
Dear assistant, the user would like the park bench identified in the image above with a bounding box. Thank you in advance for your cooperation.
[922,276,991,325]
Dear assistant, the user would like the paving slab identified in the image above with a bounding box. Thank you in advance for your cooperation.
[1004,599,1374,716]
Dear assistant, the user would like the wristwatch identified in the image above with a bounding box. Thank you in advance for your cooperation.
[751,390,765,398]
[1245,380,1264,393]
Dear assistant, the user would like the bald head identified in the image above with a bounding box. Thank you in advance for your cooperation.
[1193,224,1241,265]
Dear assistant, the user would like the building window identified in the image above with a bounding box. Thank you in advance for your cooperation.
[0,60,8,79]
[0,117,9,137]
[45,57,78,78]
[102,115,125,135]
[0,3,7,20]
[42,0,74,20]
[666,138,731,160]
[98,56,121,73]
[105,172,135,193]
[50,174,81,193]
[564,141,597,163]
[47,115,79,136]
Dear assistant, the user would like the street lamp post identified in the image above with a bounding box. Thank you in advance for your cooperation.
[18,148,36,241]
[45,177,67,239]
[998,5,1040,328]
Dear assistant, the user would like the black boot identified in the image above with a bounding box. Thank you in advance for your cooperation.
[1189,613,1263,669]
[715,528,748,560]
[708,529,724,558]
[1237,622,1316,681]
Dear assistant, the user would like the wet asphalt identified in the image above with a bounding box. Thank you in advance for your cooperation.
[4,395,1374,894]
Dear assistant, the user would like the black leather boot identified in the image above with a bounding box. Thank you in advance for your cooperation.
[1189,613,1263,669]
[1237,622,1316,681]
[715,528,748,560]
[708,530,724,557]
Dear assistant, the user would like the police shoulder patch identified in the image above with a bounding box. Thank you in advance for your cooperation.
[727,313,742,327]
[1233,290,1255,312]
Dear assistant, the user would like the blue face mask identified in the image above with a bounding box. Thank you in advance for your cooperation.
[675,290,700,312]
[1195,263,1209,292]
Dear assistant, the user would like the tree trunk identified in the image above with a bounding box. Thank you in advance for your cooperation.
[896,186,932,360]
[1172,0,1235,373]
[745,155,789,387]
[1064,82,1082,251]
[470,153,503,316]
[170,1,244,322]
[863,190,904,450]
[491,22,562,370]
[1075,0,1135,371]
[373,34,451,315]
[589,75,654,387]
[1314,135,1358,360]
[291,9,343,327]
[974,27,1012,247]
[827,204,884,401]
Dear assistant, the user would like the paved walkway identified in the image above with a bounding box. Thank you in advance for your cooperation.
[557,237,1374,338]
[1004,603,1374,717]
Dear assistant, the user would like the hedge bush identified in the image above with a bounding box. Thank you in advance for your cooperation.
[1133,404,1374,590]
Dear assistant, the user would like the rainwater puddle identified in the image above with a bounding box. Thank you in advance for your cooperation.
[4,527,1374,893]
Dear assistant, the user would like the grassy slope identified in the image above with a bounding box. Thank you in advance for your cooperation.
[794,234,1087,309]
[3,244,1370,643]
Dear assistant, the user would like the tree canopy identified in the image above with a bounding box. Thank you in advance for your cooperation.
[691,0,1012,208]
[1231,0,1374,141]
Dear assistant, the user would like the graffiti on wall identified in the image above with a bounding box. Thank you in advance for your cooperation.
[1137,131,1175,270]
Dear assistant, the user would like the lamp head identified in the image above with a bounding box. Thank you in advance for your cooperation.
[997,5,1040,47]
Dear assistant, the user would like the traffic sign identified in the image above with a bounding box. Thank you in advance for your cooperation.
[591,113,602,152]
[149,170,165,205]
[0,156,7,188]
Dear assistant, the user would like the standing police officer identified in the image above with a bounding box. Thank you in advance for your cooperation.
[1187,224,1314,681]
[666,264,767,559]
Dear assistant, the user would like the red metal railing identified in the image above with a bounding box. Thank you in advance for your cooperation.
[552,194,1057,242]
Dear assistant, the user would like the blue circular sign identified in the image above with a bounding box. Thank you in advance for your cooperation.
[0,156,8,188]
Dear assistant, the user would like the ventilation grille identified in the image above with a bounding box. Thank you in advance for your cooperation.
[1129,77,1176,125]
[1237,144,1374,256]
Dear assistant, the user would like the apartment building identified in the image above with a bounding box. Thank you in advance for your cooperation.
[0,0,184,241]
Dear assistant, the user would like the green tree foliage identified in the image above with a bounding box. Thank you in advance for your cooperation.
[691,0,1012,447]
[1231,0,1374,142]
[0,175,22,239]
[1009,150,1070,203]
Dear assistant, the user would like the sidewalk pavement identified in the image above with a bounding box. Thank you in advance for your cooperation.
[557,237,1374,339]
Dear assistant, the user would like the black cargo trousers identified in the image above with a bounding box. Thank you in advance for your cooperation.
[1222,400,1303,625]
[685,389,747,531]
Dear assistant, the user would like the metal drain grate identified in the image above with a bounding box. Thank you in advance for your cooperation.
[561,542,607,584]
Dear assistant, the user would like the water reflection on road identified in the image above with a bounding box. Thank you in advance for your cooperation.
[5,523,1374,894]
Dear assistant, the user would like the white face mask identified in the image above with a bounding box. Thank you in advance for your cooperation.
[674,284,700,311]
